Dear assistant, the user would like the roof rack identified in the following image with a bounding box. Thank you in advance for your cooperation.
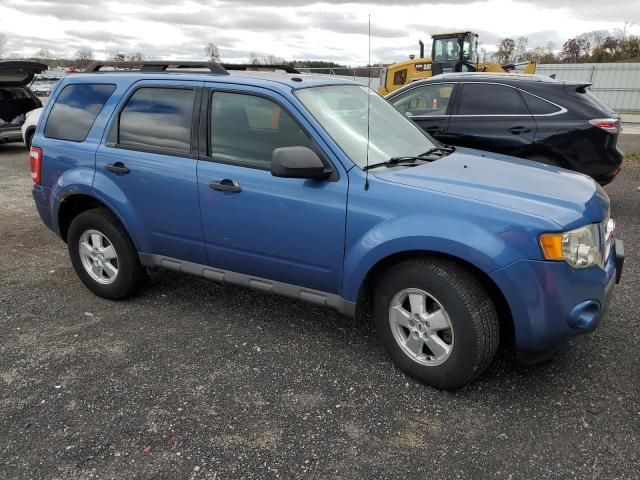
[84,61,228,75]
[221,63,300,74]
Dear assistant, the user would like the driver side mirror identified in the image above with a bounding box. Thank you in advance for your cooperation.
[271,146,330,180]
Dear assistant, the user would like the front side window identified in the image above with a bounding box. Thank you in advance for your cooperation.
[45,83,115,142]
[296,85,436,169]
[118,87,195,154]
[457,83,529,115]
[462,36,478,64]
[210,92,311,168]
[391,83,454,117]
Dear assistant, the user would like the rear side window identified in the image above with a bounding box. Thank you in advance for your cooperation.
[457,83,529,115]
[520,91,562,115]
[45,84,115,142]
[118,87,195,154]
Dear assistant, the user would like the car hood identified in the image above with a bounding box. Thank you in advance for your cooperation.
[374,148,609,229]
[0,61,48,86]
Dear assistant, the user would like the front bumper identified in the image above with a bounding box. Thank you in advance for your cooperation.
[490,239,624,352]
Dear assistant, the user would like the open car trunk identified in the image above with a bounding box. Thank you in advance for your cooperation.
[0,86,41,127]
[0,61,47,130]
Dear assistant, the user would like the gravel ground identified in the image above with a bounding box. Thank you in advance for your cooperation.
[1,140,638,480]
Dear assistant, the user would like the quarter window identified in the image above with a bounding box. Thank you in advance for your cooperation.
[118,87,195,154]
[391,84,454,117]
[457,83,529,115]
[520,91,562,115]
[44,84,115,142]
[210,92,311,168]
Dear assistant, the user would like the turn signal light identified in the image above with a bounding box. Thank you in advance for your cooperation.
[539,233,563,260]
[30,146,42,184]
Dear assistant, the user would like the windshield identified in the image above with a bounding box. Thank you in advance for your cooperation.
[295,85,436,169]
[433,38,461,62]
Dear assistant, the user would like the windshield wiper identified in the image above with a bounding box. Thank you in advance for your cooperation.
[363,147,453,171]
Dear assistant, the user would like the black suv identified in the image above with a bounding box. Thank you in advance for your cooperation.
[386,73,624,184]
[0,61,46,145]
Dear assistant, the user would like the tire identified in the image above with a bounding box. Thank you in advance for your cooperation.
[373,257,500,390]
[67,208,146,300]
[25,130,34,150]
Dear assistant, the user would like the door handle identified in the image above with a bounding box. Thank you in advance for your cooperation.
[424,126,443,134]
[105,162,130,174]
[508,126,531,135]
[209,179,242,193]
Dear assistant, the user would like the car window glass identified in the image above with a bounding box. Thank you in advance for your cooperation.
[520,91,561,115]
[210,92,311,168]
[44,84,115,142]
[118,87,194,154]
[391,84,454,117]
[457,83,529,115]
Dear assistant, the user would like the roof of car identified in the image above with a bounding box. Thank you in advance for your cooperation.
[68,69,359,94]
[416,72,561,84]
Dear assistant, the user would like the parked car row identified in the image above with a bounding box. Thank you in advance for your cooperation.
[27,61,623,389]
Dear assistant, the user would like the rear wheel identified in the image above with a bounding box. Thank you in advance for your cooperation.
[25,130,34,150]
[67,208,146,299]
[373,257,500,390]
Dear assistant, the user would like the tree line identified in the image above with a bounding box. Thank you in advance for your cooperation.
[493,24,640,64]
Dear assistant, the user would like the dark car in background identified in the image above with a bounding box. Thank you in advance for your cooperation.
[0,61,46,145]
[386,73,624,185]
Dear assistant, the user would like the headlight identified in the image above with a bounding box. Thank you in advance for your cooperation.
[540,224,601,269]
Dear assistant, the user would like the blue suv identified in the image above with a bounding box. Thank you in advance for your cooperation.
[30,61,624,389]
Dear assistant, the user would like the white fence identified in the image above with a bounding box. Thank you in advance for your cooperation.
[299,63,640,113]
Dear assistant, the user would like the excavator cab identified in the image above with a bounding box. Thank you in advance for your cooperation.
[431,32,479,75]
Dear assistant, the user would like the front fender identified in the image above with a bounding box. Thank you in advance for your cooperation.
[341,214,529,302]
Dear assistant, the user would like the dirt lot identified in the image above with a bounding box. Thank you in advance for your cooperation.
[1,140,639,479]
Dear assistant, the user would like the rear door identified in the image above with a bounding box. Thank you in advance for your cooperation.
[388,82,456,142]
[95,80,207,264]
[446,82,536,155]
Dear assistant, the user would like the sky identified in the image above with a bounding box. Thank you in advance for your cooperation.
[1,0,639,64]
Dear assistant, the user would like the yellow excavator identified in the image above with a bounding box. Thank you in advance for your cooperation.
[377,32,537,95]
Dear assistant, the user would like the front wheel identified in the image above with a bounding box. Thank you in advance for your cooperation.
[373,258,500,390]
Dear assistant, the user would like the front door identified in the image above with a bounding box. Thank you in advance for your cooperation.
[388,82,456,144]
[197,86,348,294]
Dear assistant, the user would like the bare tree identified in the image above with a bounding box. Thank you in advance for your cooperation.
[34,48,53,59]
[496,38,515,64]
[0,33,6,59]
[205,42,220,62]
[249,52,260,65]
[126,52,145,62]
[75,49,94,69]
[514,36,529,62]
[109,52,127,62]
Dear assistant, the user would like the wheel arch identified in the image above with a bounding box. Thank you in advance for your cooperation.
[57,194,140,253]
[354,250,514,348]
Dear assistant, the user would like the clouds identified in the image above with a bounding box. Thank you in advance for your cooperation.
[0,0,637,63]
